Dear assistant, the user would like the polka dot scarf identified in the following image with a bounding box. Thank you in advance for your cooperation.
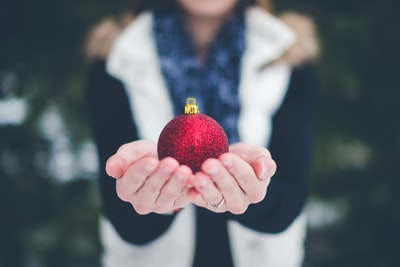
[154,7,245,144]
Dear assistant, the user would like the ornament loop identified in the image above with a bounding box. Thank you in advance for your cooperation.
[184,98,200,114]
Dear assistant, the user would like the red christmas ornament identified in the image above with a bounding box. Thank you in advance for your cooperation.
[157,98,229,173]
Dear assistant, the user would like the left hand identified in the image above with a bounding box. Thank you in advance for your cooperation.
[188,143,276,214]
[106,140,193,215]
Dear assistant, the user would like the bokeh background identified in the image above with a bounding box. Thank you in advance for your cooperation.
[1,0,399,266]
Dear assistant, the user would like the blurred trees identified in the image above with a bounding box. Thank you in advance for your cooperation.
[0,1,131,266]
[277,0,400,266]
[0,0,399,266]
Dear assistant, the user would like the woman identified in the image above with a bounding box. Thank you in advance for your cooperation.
[85,0,319,266]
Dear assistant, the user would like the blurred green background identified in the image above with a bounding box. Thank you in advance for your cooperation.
[0,0,399,266]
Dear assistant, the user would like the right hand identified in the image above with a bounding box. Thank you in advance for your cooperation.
[106,140,193,215]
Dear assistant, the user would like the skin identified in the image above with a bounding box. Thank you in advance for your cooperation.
[178,0,239,61]
[105,0,277,214]
[106,141,276,214]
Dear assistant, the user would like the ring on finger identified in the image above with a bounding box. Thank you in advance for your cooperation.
[209,196,225,211]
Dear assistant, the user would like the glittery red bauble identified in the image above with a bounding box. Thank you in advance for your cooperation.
[157,110,229,173]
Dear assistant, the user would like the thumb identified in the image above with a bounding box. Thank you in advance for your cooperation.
[105,155,126,178]
[252,156,277,181]
[105,140,157,178]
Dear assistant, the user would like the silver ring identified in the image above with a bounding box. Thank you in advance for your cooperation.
[209,197,225,211]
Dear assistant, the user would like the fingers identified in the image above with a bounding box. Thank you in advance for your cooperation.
[191,171,227,213]
[109,141,276,215]
[229,143,276,180]
[115,157,158,202]
[106,140,157,178]
[157,164,192,203]
[252,156,277,181]
[131,157,179,214]
[220,153,272,204]
[191,157,250,214]
[106,154,127,179]
[154,164,192,212]
[207,157,256,214]
[225,153,276,182]
[190,145,276,214]
[229,142,272,160]
[116,156,193,215]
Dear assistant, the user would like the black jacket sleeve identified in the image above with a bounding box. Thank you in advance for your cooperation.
[85,60,177,245]
[229,62,319,233]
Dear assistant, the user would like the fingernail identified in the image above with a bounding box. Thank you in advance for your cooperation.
[162,166,174,174]
[144,162,157,172]
[176,173,188,182]
[206,165,218,175]
[222,156,232,167]
[197,179,208,188]
[259,161,269,180]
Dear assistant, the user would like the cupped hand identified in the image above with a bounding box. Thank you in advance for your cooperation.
[106,140,193,215]
[188,143,277,214]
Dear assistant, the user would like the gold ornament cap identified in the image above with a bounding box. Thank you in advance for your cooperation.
[184,98,200,114]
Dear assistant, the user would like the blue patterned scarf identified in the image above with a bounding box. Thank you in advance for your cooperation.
[154,8,245,144]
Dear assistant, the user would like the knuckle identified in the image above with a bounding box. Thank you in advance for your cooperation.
[152,207,164,214]
[147,183,159,193]
[269,160,277,176]
[209,197,221,206]
[134,203,150,215]
[222,181,237,194]
[256,145,271,158]
[263,148,272,158]
[231,204,248,215]
[118,143,130,153]
[153,203,172,214]
[161,191,176,202]
[238,175,250,186]
[116,185,130,201]
[251,189,267,203]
